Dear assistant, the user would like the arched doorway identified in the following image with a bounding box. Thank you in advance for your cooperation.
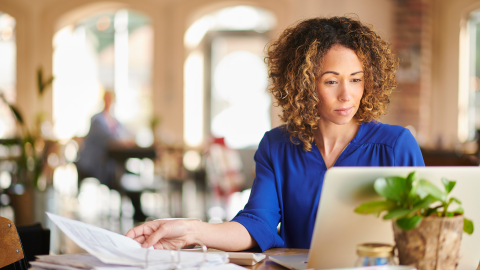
[0,11,16,139]
[183,5,277,149]
[52,9,153,143]
[0,10,16,223]
[183,5,277,221]
[50,8,156,247]
[460,7,480,144]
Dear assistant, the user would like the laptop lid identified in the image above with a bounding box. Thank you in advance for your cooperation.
[307,167,480,270]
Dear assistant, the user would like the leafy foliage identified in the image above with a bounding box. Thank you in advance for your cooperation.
[0,67,54,189]
[0,93,24,124]
[354,172,474,234]
[37,67,54,96]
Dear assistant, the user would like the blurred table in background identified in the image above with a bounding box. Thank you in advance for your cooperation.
[107,145,156,162]
[107,145,157,222]
[421,149,479,166]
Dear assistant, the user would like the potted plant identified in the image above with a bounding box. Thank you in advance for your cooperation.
[355,171,474,270]
[0,67,53,225]
[0,67,54,189]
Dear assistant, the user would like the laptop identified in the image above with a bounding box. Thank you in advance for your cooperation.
[269,167,480,270]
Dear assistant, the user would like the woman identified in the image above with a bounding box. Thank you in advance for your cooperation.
[125,16,424,252]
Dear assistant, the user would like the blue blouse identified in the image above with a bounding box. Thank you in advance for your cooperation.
[231,121,425,252]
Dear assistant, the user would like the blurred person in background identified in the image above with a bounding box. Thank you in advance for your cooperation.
[126,16,424,251]
[76,90,133,188]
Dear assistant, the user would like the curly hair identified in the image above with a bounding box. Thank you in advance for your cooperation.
[266,16,399,151]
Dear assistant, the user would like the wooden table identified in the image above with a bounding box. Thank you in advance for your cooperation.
[244,248,309,270]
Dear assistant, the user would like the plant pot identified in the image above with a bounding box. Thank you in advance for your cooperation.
[393,215,464,270]
[9,188,35,226]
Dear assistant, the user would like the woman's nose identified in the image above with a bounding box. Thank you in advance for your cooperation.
[338,81,352,102]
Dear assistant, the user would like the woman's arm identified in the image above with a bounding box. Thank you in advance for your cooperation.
[126,131,281,252]
[394,129,425,166]
[125,220,257,251]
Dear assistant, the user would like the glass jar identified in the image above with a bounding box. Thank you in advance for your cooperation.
[355,243,396,267]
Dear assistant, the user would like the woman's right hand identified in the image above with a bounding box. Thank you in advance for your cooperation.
[125,219,200,250]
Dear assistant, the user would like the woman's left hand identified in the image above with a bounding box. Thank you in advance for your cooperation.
[125,219,198,250]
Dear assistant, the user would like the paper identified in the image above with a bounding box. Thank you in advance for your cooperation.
[33,254,245,270]
[36,254,127,269]
[94,263,248,270]
[190,249,265,266]
[47,213,227,268]
[31,261,88,270]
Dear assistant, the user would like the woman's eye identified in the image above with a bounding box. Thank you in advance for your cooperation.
[352,78,362,83]
[325,80,337,85]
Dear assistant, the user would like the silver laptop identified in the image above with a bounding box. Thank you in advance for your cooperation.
[269,167,480,270]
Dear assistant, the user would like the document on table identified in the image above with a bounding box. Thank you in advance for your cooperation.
[35,253,120,269]
[46,213,227,268]
[194,248,265,266]
[94,263,247,270]
[33,254,247,270]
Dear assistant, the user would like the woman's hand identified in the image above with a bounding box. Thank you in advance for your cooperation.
[125,219,200,250]
[126,220,256,251]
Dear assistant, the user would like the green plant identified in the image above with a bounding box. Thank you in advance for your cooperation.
[0,67,54,189]
[37,67,54,96]
[354,171,474,234]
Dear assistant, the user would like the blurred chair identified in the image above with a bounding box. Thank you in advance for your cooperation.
[16,223,50,263]
[0,216,28,270]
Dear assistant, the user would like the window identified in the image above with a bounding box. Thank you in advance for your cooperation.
[210,35,271,148]
[463,9,480,142]
[0,11,16,138]
[53,9,153,141]
[183,6,276,149]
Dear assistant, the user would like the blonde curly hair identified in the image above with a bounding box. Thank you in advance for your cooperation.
[266,16,399,151]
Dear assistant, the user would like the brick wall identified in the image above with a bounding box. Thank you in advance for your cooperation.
[383,0,432,146]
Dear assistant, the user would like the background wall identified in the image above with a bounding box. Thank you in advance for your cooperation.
[0,0,473,151]
[430,0,480,150]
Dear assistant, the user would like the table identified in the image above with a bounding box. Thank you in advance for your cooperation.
[244,248,309,270]
[107,145,156,221]
[107,145,156,161]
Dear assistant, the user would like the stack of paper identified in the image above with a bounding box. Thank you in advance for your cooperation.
[31,253,132,270]
[194,248,265,266]
[34,213,247,270]
[30,253,248,270]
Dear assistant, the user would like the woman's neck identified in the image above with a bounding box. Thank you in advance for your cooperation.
[313,119,360,168]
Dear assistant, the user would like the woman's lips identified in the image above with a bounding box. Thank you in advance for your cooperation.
[334,107,353,116]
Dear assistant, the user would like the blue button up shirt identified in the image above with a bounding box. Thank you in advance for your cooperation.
[231,121,425,251]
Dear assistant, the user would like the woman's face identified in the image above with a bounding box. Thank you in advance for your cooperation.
[315,44,364,126]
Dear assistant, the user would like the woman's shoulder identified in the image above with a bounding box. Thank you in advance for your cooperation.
[257,125,295,152]
[357,121,415,148]
[264,125,291,143]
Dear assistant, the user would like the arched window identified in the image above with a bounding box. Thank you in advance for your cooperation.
[184,6,277,149]
[53,9,153,143]
[462,9,480,142]
[0,11,16,138]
